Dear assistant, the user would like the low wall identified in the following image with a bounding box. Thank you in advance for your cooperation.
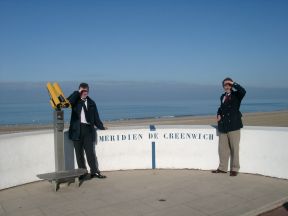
[0,125,287,190]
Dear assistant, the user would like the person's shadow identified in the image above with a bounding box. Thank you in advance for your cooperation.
[283,202,288,211]
[78,173,92,186]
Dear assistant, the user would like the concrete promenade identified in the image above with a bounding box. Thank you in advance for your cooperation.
[1,170,288,216]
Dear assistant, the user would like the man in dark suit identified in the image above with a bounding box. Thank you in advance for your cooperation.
[68,83,106,179]
[212,78,246,176]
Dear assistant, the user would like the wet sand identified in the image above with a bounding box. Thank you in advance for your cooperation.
[0,110,287,134]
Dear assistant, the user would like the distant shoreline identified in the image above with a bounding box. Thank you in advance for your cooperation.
[0,110,287,135]
[1,108,288,126]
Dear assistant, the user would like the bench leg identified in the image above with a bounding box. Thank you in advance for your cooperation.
[52,180,59,192]
[75,177,80,187]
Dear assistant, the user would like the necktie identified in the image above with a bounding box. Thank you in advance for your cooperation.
[81,99,90,123]
[224,94,230,103]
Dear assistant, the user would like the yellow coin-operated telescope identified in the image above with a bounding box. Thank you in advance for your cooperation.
[46,82,72,171]
[46,82,71,110]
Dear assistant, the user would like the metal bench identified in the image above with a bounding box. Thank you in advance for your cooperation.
[37,168,87,191]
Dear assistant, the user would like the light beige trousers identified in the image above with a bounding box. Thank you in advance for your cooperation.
[218,130,240,172]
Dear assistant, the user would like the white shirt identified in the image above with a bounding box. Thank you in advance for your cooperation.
[80,99,89,124]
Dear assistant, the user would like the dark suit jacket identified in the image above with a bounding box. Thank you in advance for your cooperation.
[68,91,105,141]
[217,83,246,133]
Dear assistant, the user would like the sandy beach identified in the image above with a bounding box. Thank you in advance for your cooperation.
[0,110,287,135]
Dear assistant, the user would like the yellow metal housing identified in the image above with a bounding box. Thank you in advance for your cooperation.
[47,82,71,110]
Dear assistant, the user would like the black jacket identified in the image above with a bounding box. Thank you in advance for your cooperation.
[68,91,105,141]
[217,83,246,133]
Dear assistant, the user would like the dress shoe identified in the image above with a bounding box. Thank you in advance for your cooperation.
[230,171,238,176]
[91,172,107,179]
[212,169,227,174]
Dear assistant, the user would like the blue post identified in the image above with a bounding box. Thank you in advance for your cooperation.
[152,141,156,169]
[149,125,156,169]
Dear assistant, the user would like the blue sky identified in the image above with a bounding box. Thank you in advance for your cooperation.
[0,0,288,87]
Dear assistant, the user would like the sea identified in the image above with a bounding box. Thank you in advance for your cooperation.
[0,98,288,125]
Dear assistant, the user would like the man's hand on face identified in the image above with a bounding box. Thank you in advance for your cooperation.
[223,80,234,93]
[79,88,88,99]
[224,80,234,86]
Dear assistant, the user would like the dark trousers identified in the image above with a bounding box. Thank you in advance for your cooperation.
[73,124,99,174]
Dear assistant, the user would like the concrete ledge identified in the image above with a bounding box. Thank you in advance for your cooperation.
[0,125,287,190]
[241,196,288,216]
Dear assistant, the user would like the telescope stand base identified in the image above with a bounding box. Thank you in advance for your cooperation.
[37,168,87,192]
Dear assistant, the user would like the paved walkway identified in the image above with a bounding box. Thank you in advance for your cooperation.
[1,170,288,216]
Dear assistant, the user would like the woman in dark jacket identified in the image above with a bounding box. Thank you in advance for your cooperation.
[212,78,246,176]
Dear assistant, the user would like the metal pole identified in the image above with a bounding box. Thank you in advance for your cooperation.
[53,110,65,171]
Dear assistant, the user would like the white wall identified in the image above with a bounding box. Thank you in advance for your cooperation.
[154,125,218,170]
[0,126,287,190]
[0,130,54,190]
[240,127,288,179]
[96,126,152,171]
